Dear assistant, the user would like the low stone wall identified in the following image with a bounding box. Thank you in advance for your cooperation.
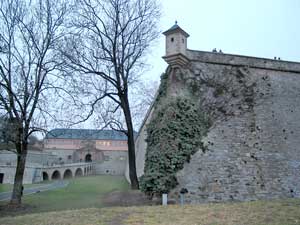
[0,165,37,184]
[94,150,127,175]
[0,150,58,166]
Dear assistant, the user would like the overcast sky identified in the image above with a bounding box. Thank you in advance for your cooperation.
[58,0,300,131]
[145,0,300,81]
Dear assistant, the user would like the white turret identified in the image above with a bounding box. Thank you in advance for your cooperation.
[162,22,190,66]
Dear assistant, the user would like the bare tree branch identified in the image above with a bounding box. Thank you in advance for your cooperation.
[61,0,160,189]
[0,0,69,205]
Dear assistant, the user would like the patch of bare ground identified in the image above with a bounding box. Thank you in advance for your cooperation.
[102,190,160,207]
[0,203,37,217]
[108,211,132,225]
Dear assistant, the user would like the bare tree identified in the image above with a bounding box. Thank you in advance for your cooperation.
[61,0,160,189]
[0,116,19,150]
[89,79,158,132]
[0,0,68,205]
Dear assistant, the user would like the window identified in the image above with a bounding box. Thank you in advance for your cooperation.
[0,173,4,183]
[104,155,110,161]
[171,37,174,42]
[182,39,184,43]
[68,155,72,160]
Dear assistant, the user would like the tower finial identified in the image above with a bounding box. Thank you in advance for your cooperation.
[175,20,178,25]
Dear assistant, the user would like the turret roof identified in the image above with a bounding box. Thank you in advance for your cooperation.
[163,22,190,37]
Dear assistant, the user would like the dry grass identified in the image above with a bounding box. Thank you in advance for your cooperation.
[1,198,300,225]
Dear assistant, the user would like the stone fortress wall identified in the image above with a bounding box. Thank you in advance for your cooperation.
[0,150,57,184]
[172,52,300,202]
[132,23,300,203]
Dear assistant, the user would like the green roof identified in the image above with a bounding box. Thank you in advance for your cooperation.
[163,22,190,37]
[45,129,134,141]
[165,24,180,32]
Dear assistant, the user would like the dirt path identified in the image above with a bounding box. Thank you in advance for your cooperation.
[102,190,162,225]
[108,211,132,225]
[102,190,159,207]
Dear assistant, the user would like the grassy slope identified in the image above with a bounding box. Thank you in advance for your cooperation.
[0,175,129,213]
[1,199,300,225]
[24,175,129,212]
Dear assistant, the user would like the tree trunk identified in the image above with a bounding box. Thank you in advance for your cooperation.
[120,94,139,189]
[10,143,28,206]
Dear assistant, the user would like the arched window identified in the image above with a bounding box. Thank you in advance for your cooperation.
[42,172,49,181]
[85,153,92,162]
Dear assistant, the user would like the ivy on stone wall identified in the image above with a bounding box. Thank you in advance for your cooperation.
[140,96,211,197]
[155,73,168,104]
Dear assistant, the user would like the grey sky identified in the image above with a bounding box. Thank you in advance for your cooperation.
[145,0,300,81]
[53,0,300,131]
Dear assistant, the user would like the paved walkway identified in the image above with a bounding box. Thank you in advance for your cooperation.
[0,180,69,202]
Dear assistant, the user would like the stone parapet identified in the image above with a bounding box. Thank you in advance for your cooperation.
[187,50,300,73]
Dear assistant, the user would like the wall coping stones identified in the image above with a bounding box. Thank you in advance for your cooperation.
[187,50,300,73]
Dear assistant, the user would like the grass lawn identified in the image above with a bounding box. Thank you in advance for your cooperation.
[0,181,52,193]
[0,198,300,225]
[0,175,129,214]
[0,184,15,193]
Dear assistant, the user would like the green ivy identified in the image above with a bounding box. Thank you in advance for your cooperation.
[140,97,211,197]
[155,73,168,104]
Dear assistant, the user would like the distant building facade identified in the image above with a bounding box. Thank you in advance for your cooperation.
[0,129,129,184]
[43,129,129,175]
